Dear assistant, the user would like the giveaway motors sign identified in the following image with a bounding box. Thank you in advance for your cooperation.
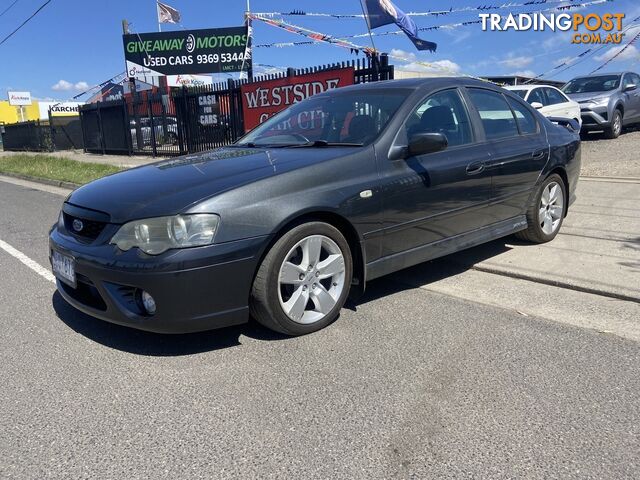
[241,68,354,132]
[123,26,249,77]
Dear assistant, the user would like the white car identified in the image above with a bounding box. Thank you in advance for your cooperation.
[505,85,582,127]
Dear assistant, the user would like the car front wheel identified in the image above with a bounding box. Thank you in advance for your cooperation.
[250,222,353,335]
[604,109,622,139]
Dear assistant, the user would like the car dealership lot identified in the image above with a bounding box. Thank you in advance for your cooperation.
[1,144,639,478]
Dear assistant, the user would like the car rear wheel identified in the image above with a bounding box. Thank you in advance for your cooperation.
[250,222,352,335]
[604,109,622,139]
[515,174,566,243]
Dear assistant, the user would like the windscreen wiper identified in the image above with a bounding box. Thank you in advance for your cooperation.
[285,140,364,148]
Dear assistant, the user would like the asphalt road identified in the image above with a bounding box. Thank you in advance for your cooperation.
[1,180,639,479]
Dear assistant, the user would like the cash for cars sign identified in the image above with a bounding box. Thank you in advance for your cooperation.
[123,26,249,77]
[241,68,355,132]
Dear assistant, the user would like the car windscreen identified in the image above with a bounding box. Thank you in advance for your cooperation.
[236,91,407,147]
[510,90,527,99]
[562,75,621,94]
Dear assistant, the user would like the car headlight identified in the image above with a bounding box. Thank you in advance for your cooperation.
[110,214,220,255]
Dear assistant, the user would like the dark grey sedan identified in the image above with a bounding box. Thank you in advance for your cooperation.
[49,78,581,335]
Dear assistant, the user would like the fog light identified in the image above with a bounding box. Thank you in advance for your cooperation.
[140,290,156,315]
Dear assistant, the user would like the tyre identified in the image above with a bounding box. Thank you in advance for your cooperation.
[604,109,622,139]
[250,222,353,335]
[515,174,566,244]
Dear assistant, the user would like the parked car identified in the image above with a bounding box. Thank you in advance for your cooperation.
[505,85,581,127]
[50,78,581,336]
[130,116,178,148]
[562,71,640,139]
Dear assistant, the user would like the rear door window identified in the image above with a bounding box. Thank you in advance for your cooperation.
[507,97,538,135]
[467,89,519,140]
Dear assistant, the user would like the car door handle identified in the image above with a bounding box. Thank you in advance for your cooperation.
[532,150,546,160]
[465,162,485,175]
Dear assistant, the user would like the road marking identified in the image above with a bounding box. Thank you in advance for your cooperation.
[0,239,55,284]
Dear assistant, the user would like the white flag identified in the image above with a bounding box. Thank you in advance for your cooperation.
[157,2,181,24]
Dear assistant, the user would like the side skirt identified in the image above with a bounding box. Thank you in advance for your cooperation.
[365,216,527,281]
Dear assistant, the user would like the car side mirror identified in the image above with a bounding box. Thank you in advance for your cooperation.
[624,83,637,92]
[408,133,448,157]
[530,102,544,109]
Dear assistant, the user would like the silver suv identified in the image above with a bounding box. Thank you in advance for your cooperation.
[562,71,640,139]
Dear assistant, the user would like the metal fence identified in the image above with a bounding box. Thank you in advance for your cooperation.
[1,120,52,152]
[80,54,394,157]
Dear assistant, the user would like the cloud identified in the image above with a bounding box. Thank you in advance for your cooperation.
[390,49,462,75]
[594,27,640,63]
[51,79,90,91]
[500,56,533,69]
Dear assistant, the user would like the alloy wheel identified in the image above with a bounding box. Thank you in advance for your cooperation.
[613,113,622,136]
[539,181,564,235]
[278,235,346,324]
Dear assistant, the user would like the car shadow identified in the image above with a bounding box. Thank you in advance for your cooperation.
[581,125,640,141]
[52,291,289,357]
[351,237,517,307]
[52,237,523,356]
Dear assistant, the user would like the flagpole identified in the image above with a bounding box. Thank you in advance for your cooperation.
[156,1,161,32]
[358,0,377,54]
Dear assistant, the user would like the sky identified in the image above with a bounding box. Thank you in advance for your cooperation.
[0,0,639,100]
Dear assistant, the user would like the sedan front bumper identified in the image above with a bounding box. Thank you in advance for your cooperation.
[49,228,268,334]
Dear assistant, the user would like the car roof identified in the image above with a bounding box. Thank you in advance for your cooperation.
[322,76,496,94]
[504,85,560,91]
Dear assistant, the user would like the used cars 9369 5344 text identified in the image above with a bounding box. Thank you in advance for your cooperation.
[50,78,581,336]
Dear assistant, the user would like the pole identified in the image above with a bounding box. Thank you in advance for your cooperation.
[156,0,161,32]
[122,19,130,81]
[358,0,377,54]
[239,0,253,81]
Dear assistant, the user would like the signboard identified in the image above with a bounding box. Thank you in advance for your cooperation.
[197,94,220,126]
[8,91,32,106]
[123,26,249,77]
[241,68,354,132]
[167,74,211,88]
[38,102,85,119]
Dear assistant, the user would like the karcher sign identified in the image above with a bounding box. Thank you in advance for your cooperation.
[8,91,32,106]
[38,102,85,119]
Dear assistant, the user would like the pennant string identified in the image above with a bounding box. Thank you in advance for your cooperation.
[252,0,595,20]
[249,14,490,81]
[253,0,615,49]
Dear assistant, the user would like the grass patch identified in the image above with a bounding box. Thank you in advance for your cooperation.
[0,154,123,185]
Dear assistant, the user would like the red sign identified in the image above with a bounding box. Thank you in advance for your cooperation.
[241,68,354,132]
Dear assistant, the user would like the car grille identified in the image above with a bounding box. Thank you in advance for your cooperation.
[63,213,106,240]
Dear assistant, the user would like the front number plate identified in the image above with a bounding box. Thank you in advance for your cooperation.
[52,251,76,288]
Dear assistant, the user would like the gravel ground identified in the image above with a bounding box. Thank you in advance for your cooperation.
[580,126,640,178]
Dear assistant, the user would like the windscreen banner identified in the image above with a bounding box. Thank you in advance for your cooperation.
[123,26,250,77]
[241,68,354,132]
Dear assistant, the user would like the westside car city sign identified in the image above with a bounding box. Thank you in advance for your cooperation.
[123,26,250,77]
[241,68,354,132]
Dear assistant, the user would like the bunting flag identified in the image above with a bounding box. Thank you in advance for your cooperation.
[591,30,640,73]
[253,0,614,49]
[362,0,436,52]
[249,13,375,56]
[252,0,597,20]
[525,13,640,81]
[157,1,181,24]
[249,14,485,79]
